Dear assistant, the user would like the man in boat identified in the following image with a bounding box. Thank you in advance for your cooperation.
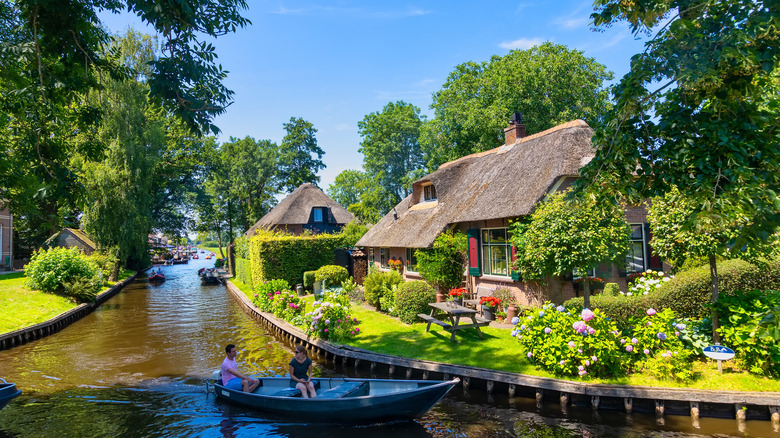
[289,345,317,398]
[221,344,260,393]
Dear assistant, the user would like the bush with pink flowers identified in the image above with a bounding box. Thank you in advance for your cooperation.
[304,300,360,343]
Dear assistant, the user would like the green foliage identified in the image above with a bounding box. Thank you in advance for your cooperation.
[416,230,467,292]
[314,265,349,288]
[304,300,360,343]
[603,283,620,297]
[337,220,369,247]
[513,304,626,378]
[250,279,291,312]
[716,290,780,376]
[584,0,780,265]
[86,251,120,282]
[24,247,101,300]
[655,259,780,319]
[395,281,437,324]
[303,271,316,289]
[214,258,225,269]
[328,170,395,224]
[423,42,613,167]
[564,294,655,330]
[235,257,254,291]
[247,230,346,287]
[62,276,102,304]
[342,278,363,303]
[363,270,403,309]
[511,189,630,308]
[278,117,325,192]
[268,290,306,321]
[358,101,426,201]
[625,270,673,296]
[234,236,251,259]
[379,287,398,316]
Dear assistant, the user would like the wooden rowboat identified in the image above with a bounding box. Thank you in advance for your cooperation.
[209,375,458,423]
[148,273,166,283]
[0,379,21,411]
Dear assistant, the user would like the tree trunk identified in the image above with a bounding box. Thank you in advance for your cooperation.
[583,279,591,310]
[709,254,720,343]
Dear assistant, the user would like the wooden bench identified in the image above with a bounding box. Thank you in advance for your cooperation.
[418,313,452,331]
[269,380,320,397]
[316,381,369,399]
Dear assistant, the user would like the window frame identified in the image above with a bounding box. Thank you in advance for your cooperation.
[480,227,511,277]
[313,207,324,223]
[423,184,437,202]
[405,248,418,273]
[379,248,390,269]
[626,223,647,273]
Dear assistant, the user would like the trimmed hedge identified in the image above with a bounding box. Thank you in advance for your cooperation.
[247,231,347,288]
[303,271,316,290]
[395,280,437,324]
[235,257,253,290]
[315,265,349,288]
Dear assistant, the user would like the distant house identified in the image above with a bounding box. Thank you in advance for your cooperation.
[357,117,661,305]
[0,203,12,270]
[52,228,97,255]
[245,183,356,236]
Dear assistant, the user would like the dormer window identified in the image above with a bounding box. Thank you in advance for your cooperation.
[423,184,437,202]
[313,207,324,223]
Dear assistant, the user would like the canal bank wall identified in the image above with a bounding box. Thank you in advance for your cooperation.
[225,280,780,427]
[0,273,139,351]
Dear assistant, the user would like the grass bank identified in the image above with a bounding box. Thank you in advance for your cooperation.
[229,279,780,393]
[0,270,134,334]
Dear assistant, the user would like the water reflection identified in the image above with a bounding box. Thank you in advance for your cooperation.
[0,258,777,437]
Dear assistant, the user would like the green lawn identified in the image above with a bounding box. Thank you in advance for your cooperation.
[0,270,135,334]
[230,279,780,392]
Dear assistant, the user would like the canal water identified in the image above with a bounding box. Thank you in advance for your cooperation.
[0,258,777,437]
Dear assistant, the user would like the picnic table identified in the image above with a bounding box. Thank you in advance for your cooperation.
[418,302,491,342]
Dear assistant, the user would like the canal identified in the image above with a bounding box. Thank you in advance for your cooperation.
[0,258,777,437]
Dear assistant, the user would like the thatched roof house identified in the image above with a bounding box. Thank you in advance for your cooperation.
[245,183,355,236]
[357,117,657,305]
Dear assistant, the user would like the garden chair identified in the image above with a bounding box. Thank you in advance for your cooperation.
[463,286,493,315]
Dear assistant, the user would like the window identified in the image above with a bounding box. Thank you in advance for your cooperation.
[313,207,324,223]
[626,224,646,273]
[368,247,375,266]
[423,184,437,201]
[481,228,511,276]
[405,248,418,272]
[379,248,390,269]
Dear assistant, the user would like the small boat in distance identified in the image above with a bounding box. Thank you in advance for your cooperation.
[198,268,222,285]
[209,375,458,423]
[0,379,21,411]
[149,272,166,283]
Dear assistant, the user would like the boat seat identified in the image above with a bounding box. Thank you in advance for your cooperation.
[269,380,320,397]
[316,381,369,399]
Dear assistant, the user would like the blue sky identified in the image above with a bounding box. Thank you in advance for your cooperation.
[99,1,647,190]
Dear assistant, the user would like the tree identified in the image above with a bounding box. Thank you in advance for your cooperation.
[510,191,630,309]
[422,42,613,167]
[327,170,397,224]
[278,117,325,193]
[581,0,780,335]
[220,136,279,230]
[358,101,427,200]
[415,230,468,295]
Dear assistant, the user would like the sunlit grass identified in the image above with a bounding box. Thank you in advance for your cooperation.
[228,280,780,392]
[0,270,136,334]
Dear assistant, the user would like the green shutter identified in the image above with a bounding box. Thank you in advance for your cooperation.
[466,229,481,276]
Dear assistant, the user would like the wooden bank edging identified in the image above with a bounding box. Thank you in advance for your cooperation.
[225,281,780,424]
[0,273,139,351]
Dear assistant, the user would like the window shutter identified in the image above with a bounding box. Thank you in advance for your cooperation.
[645,223,662,270]
[510,245,520,281]
[466,229,481,276]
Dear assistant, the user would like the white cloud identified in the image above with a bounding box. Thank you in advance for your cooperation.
[557,16,589,30]
[268,6,305,15]
[498,37,545,50]
[414,78,436,88]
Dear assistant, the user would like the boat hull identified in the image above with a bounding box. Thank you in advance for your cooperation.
[0,382,21,411]
[212,377,457,423]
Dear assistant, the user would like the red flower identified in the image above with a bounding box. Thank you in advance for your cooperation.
[479,296,501,308]
[448,288,466,297]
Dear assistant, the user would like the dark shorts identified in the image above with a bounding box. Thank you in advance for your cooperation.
[225,378,243,390]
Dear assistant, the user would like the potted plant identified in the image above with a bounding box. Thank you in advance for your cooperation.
[491,286,514,312]
[479,296,501,321]
[448,287,466,306]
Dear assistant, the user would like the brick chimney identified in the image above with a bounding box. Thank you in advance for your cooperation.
[504,112,527,145]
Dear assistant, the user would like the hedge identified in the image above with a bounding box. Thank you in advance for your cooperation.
[247,231,347,287]
[235,257,254,290]
[395,280,437,324]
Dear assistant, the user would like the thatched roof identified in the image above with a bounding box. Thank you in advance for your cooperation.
[63,228,96,250]
[357,120,595,248]
[245,183,355,236]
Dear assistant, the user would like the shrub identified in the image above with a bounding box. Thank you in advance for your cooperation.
[305,300,360,343]
[716,290,780,376]
[87,250,120,282]
[338,220,369,247]
[251,279,291,312]
[214,258,224,269]
[415,230,467,292]
[235,257,253,291]
[395,281,437,324]
[363,270,403,309]
[303,271,316,290]
[602,283,620,297]
[268,290,306,320]
[491,286,514,307]
[624,270,673,296]
[315,265,349,288]
[620,308,694,380]
[564,294,657,330]
[25,247,101,298]
[379,286,398,316]
[653,259,780,319]
[341,277,363,302]
[63,276,102,303]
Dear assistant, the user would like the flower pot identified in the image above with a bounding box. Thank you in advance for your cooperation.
[506,305,518,321]
[452,298,463,306]
[481,306,495,321]
[296,284,305,296]
[436,292,446,303]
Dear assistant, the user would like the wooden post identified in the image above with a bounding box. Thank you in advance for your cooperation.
[354,358,361,368]
[535,389,543,405]
[591,396,600,410]
[655,400,665,416]
[486,380,494,394]
[508,384,516,397]
[770,407,779,431]
[388,365,395,377]
[422,370,429,380]
[462,377,470,389]
[624,398,633,414]
[370,362,377,375]
[405,368,413,379]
